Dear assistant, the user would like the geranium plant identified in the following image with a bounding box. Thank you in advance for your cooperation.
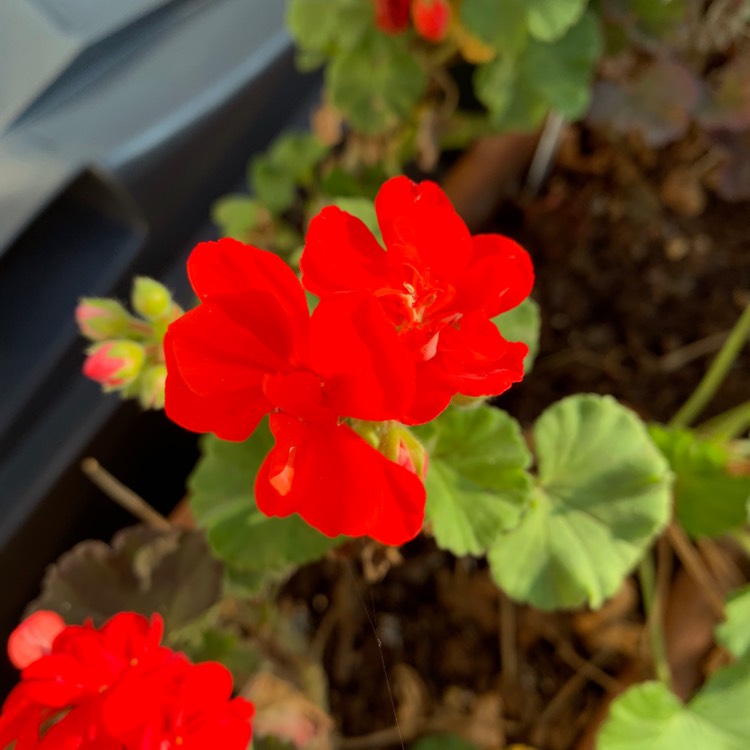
[4,2,750,749]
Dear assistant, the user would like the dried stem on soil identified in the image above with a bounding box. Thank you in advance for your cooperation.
[666,523,726,621]
[81,457,171,530]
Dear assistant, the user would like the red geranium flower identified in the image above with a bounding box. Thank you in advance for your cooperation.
[0,612,253,750]
[373,0,411,33]
[164,239,426,544]
[300,176,534,423]
[412,0,452,42]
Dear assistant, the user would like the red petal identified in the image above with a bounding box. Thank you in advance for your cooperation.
[301,207,389,297]
[164,333,267,441]
[459,235,534,317]
[439,314,527,397]
[310,292,415,421]
[255,416,425,545]
[375,177,472,280]
[399,360,454,424]
[166,301,291,397]
[8,612,66,669]
[187,240,309,335]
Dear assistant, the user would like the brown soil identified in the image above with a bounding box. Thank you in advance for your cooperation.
[281,126,750,750]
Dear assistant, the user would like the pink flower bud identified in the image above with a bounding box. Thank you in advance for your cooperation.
[138,363,167,410]
[75,298,130,341]
[131,277,173,320]
[393,427,428,480]
[412,0,452,42]
[83,340,145,390]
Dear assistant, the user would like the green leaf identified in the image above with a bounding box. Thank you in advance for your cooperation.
[525,0,588,42]
[188,423,342,574]
[488,395,672,609]
[25,527,224,634]
[522,10,602,120]
[717,585,750,658]
[460,0,528,56]
[413,406,533,557]
[492,297,541,373]
[649,425,750,538]
[249,133,328,215]
[211,195,264,240]
[327,33,428,134]
[599,659,750,750]
[327,197,382,243]
[286,0,373,64]
[411,735,479,750]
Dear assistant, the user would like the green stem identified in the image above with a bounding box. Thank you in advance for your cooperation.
[697,398,750,440]
[670,304,750,429]
[638,554,671,686]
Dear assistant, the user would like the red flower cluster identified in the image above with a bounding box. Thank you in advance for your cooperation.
[373,0,452,42]
[0,611,253,750]
[164,177,532,545]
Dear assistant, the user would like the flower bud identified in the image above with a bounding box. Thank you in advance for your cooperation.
[138,363,167,410]
[75,298,131,341]
[382,424,428,480]
[83,340,145,390]
[131,277,172,320]
[373,0,410,34]
[412,0,452,42]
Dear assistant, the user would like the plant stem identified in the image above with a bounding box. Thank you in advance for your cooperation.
[81,457,172,531]
[638,552,671,686]
[697,397,750,440]
[670,304,750,428]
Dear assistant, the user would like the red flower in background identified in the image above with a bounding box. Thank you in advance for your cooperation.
[411,0,452,42]
[373,0,410,33]
[0,611,252,750]
[301,176,534,424]
[164,239,426,544]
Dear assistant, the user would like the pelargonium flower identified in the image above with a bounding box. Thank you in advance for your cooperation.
[0,611,253,750]
[164,239,426,544]
[301,176,534,424]
[373,0,410,33]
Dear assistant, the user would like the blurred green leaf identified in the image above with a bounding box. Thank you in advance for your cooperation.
[211,195,265,240]
[413,405,533,557]
[525,0,588,42]
[717,585,750,658]
[249,133,328,215]
[189,423,342,577]
[460,0,528,56]
[649,425,750,538]
[328,33,428,134]
[493,297,541,373]
[522,11,602,119]
[26,526,223,635]
[599,658,750,750]
[475,12,600,129]
[286,0,373,67]
[488,395,672,609]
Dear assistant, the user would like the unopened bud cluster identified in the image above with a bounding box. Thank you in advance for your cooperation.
[76,277,182,409]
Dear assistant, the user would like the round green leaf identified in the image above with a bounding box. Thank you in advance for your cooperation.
[460,0,528,56]
[188,423,341,573]
[525,0,588,42]
[414,406,533,557]
[649,424,750,538]
[521,11,602,120]
[488,395,672,609]
[327,33,428,134]
[599,659,750,750]
[211,195,263,240]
